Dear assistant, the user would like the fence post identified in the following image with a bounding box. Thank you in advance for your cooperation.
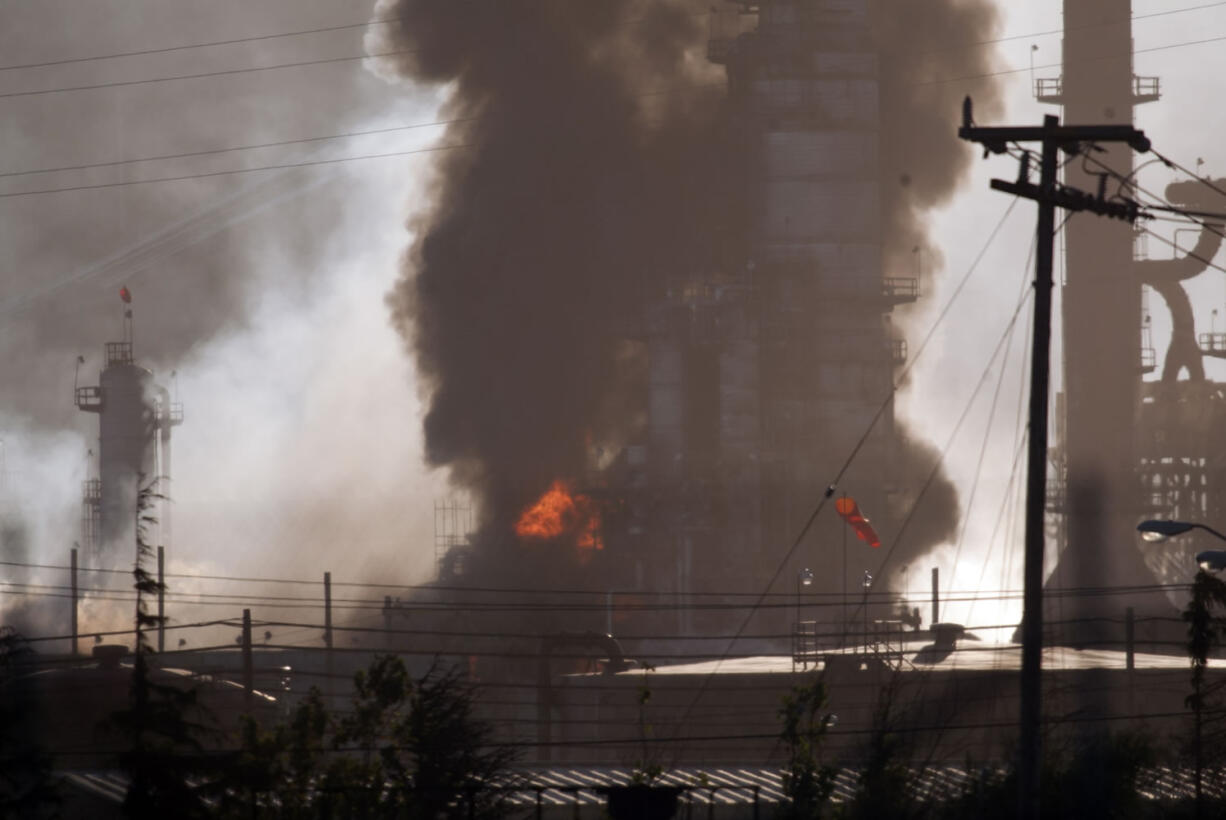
[242,608,253,712]
[324,572,333,649]
[70,547,78,656]
[324,572,334,709]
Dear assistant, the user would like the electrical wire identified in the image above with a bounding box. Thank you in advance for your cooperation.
[0,141,468,199]
[1149,148,1226,204]
[855,261,1035,626]
[942,229,1037,619]
[1077,150,1226,275]
[0,48,418,101]
[0,117,468,180]
[17,557,1186,600]
[0,5,712,75]
[916,29,1226,88]
[0,4,1216,184]
[958,1,1226,51]
[0,17,411,73]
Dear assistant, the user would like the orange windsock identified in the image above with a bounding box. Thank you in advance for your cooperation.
[835,496,880,547]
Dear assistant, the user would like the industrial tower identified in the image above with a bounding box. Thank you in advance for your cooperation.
[1038,0,1226,645]
[624,0,912,625]
[76,291,182,566]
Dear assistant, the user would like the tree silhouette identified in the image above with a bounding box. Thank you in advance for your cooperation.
[109,479,213,819]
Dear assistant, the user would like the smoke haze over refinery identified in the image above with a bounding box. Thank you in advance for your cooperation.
[2,0,1226,646]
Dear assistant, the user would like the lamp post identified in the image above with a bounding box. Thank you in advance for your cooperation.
[1136,519,1226,820]
[862,571,873,655]
[796,568,814,630]
[794,568,814,672]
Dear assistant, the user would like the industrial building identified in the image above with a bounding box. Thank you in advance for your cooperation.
[606,0,910,631]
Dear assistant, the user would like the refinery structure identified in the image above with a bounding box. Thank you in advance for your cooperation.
[635,0,907,608]
[14,0,1226,811]
[74,292,182,568]
[36,0,1226,688]
[587,0,1226,645]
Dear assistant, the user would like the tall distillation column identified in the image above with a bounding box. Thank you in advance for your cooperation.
[1038,0,1171,643]
[709,0,911,603]
[76,291,182,565]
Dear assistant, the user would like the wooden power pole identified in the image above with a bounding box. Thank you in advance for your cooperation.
[958,102,1148,820]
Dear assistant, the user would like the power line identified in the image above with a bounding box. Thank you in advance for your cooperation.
[0,117,467,179]
[4,0,1222,99]
[915,30,1226,88]
[0,3,1214,186]
[0,4,711,75]
[0,559,1192,600]
[845,270,1035,640]
[1076,149,1226,275]
[1149,147,1226,204]
[939,1,1226,53]
[941,229,1036,619]
[0,142,468,199]
[0,48,419,101]
[0,17,409,73]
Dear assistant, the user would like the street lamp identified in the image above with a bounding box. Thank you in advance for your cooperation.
[1137,520,1226,570]
[796,568,814,628]
[793,568,815,672]
[1137,519,1226,543]
[1136,518,1226,819]
[862,571,873,654]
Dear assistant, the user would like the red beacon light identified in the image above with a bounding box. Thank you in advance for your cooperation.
[835,496,881,548]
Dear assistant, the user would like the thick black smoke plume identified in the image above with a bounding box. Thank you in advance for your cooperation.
[375,0,1002,585]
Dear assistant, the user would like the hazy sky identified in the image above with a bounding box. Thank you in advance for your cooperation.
[2,1,1224,639]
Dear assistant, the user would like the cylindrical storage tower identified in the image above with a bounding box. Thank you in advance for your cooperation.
[97,342,157,558]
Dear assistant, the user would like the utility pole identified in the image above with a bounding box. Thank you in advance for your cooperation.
[156,546,165,654]
[241,608,253,713]
[958,102,1148,820]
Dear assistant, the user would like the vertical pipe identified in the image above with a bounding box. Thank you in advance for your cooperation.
[383,595,393,647]
[1125,606,1135,671]
[842,499,848,640]
[538,646,552,762]
[70,547,78,656]
[241,608,253,712]
[155,385,172,552]
[324,572,333,649]
[606,590,613,638]
[931,567,939,626]
[156,546,165,653]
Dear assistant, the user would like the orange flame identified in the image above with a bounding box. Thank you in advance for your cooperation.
[515,480,604,553]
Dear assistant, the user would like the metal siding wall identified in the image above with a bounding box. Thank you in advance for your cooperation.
[764,132,878,178]
[648,342,683,482]
[763,180,878,242]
